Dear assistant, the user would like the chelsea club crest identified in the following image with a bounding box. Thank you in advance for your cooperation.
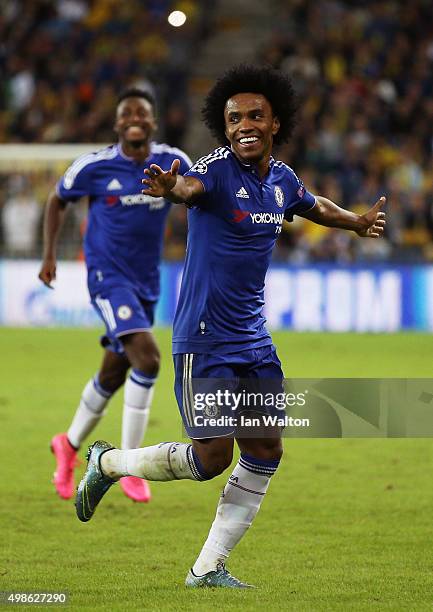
[117,305,132,320]
[274,186,284,207]
[203,403,219,418]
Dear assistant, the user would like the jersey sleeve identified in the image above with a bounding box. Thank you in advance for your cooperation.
[185,148,229,194]
[283,170,316,222]
[56,157,93,201]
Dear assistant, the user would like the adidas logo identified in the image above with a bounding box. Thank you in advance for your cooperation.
[107,178,123,191]
[236,187,249,199]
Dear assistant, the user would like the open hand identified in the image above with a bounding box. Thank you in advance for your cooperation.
[142,159,180,198]
[356,196,386,238]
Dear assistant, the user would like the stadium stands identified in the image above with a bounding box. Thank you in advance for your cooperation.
[260,0,433,263]
[0,0,432,262]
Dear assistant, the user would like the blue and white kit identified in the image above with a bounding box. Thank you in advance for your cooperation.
[172,146,316,437]
[57,142,191,352]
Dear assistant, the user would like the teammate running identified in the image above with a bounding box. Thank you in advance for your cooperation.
[39,88,191,503]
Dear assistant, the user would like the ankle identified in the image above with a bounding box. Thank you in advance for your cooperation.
[100,449,124,480]
[193,549,227,576]
[66,436,79,452]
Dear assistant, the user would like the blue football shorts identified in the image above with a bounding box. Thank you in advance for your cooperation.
[173,344,284,439]
[91,286,155,355]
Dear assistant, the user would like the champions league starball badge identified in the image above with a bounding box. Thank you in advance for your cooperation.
[192,161,208,174]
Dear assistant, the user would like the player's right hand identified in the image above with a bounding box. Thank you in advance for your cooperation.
[38,258,56,289]
[142,159,180,197]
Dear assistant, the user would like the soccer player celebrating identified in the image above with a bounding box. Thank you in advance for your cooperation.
[39,88,191,503]
[75,66,386,587]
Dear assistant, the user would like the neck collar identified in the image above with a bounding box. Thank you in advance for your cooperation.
[229,146,275,175]
[117,142,152,162]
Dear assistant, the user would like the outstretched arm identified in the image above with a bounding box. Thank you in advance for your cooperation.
[38,192,68,288]
[142,158,204,204]
[300,195,386,238]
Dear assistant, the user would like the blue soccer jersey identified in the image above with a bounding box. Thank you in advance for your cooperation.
[57,143,191,302]
[172,146,316,355]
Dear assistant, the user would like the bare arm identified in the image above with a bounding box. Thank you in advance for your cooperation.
[38,191,68,288]
[300,195,386,238]
[142,158,204,204]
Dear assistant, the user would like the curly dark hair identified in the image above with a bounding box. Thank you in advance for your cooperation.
[202,64,297,146]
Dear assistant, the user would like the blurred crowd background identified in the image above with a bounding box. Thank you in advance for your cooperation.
[1,0,432,264]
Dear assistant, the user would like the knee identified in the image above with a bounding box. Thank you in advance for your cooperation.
[121,332,161,376]
[98,369,127,394]
[148,350,161,375]
[268,441,283,462]
[133,352,161,376]
[204,456,233,479]
[241,438,283,462]
[264,439,283,461]
[195,445,234,479]
[137,350,160,377]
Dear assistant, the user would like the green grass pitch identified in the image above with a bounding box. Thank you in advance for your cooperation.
[1,328,433,610]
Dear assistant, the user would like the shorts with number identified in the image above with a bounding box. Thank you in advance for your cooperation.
[91,287,155,354]
[173,344,284,439]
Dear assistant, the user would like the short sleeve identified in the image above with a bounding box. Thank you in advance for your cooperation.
[56,157,92,202]
[185,147,230,194]
[185,158,217,193]
[284,172,316,222]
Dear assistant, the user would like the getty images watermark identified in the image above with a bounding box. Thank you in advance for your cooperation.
[193,388,310,428]
[182,378,311,438]
[181,379,433,438]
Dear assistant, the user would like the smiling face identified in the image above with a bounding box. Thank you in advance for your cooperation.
[114,96,157,158]
[224,93,280,171]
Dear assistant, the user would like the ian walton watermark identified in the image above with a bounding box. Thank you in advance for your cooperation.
[182,379,433,438]
[193,413,310,428]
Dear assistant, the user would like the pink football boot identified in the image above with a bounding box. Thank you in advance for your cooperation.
[119,476,151,503]
[51,433,78,500]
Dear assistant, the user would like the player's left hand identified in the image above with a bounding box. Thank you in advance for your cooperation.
[356,196,386,238]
